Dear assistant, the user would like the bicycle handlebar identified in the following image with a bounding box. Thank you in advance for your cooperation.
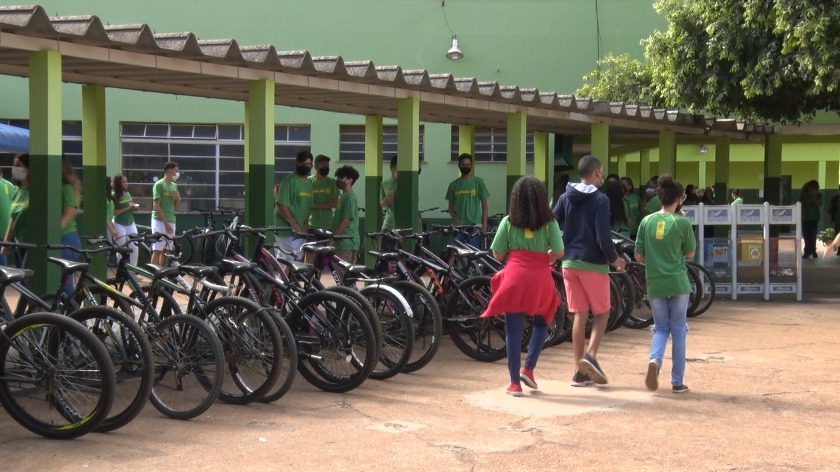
[0,240,36,249]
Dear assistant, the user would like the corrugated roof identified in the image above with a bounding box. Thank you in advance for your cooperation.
[0,5,765,140]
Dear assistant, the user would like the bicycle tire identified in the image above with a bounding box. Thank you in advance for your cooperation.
[322,285,382,359]
[623,261,654,329]
[546,270,572,346]
[608,271,635,332]
[288,291,377,393]
[198,296,284,404]
[388,280,442,373]
[148,314,224,420]
[0,312,116,439]
[69,306,154,432]
[445,276,506,362]
[257,308,299,403]
[685,264,703,317]
[176,235,194,265]
[358,284,414,380]
[686,261,715,317]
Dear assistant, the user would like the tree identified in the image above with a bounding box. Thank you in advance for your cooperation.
[575,53,665,108]
[646,0,840,123]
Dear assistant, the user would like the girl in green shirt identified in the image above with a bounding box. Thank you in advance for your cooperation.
[635,175,696,394]
[60,156,82,294]
[112,174,139,265]
[3,154,30,267]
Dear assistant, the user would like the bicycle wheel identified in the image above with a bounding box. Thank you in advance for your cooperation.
[686,262,715,317]
[359,285,414,380]
[148,314,224,420]
[175,235,194,264]
[608,271,635,332]
[288,291,377,393]
[446,276,506,362]
[69,306,153,432]
[322,285,381,359]
[198,296,283,404]
[0,312,116,439]
[546,270,572,346]
[685,265,703,316]
[623,261,653,329]
[257,308,299,403]
[388,280,442,373]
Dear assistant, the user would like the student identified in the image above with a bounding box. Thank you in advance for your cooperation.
[731,188,743,205]
[309,154,338,232]
[482,176,563,397]
[0,168,13,266]
[274,151,314,261]
[112,174,140,266]
[105,176,118,242]
[332,165,361,265]
[150,161,181,266]
[621,177,642,238]
[635,175,695,393]
[446,153,489,247]
[2,154,31,266]
[380,155,397,231]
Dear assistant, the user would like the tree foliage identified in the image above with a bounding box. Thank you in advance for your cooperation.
[577,0,840,124]
[576,53,665,108]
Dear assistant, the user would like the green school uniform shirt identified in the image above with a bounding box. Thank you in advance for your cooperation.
[113,191,135,225]
[151,179,178,223]
[106,198,115,222]
[332,191,359,251]
[309,176,338,230]
[625,193,642,236]
[645,194,661,214]
[380,178,396,230]
[490,216,563,256]
[445,176,489,225]
[274,173,313,228]
[635,212,696,299]
[61,183,79,235]
[10,187,29,243]
[0,178,13,242]
[732,197,743,205]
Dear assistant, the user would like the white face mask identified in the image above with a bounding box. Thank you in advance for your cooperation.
[11,166,27,181]
[172,171,180,182]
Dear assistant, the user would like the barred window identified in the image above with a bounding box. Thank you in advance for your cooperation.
[450,126,534,163]
[339,124,425,162]
[120,123,311,211]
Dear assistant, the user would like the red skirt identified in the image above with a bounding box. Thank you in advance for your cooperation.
[480,250,560,324]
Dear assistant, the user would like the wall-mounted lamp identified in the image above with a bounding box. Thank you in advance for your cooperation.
[446,36,463,60]
[699,144,709,155]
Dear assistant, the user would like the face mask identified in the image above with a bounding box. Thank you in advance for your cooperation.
[318,167,330,177]
[296,165,311,176]
[172,171,180,182]
[11,166,27,181]
[459,166,471,176]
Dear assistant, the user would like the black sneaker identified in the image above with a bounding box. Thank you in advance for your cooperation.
[570,371,593,387]
[645,360,659,391]
[672,384,690,394]
[580,353,608,385]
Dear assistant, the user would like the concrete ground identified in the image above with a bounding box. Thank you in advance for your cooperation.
[1,257,839,471]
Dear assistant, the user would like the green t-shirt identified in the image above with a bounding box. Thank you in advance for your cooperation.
[106,198,114,222]
[151,179,178,223]
[309,176,338,230]
[333,191,359,251]
[61,183,79,236]
[0,178,13,242]
[113,191,135,226]
[490,216,563,255]
[645,194,661,214]
[445,176,489,225]
[380,178,396,230]
[274,173,313,228]
[625,193,642,236]
[613,198,632,235]
[635,212,696,299]
[800,192,822,222]
[732,197,743,205]
[10,187,29,243]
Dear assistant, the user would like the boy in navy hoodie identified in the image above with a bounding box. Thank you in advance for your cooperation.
[553,155,626,386]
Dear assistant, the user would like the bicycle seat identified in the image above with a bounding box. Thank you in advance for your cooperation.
[335,259,366,275]
[219,259,256,275]
[274,258,316,276]
[46,257,90,273]
[0,266,33,284]
[302,245,335,256]
[145,263,181,279]
[178,264,219,278]
[445,245,489,258]
[367,250,400,262]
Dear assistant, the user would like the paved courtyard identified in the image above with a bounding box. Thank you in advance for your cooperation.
[1,287,839,471]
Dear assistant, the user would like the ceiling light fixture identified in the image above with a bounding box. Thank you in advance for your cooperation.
[446,36,463,61]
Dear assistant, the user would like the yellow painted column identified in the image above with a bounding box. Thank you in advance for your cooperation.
[364,115,384,266]
[458,124,475,173]
[245,80,275,230]
[639,149,651,187]
[591,122,610,174]
[506,111,526,204]
[395,97,420,230]
[658,130,677,177]
[81,84,107,278]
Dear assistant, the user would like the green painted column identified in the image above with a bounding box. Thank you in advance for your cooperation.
[658,130,677,177]
[506,111,526,204]
[364,115,383,266]
[698,161,708,188]
[763,132,783,205]
[639,149,651,187]
[534,131,550,196]
[245,80,275,242]
[28,50,63,294]
[713,136,730,204]
[394,97,419,230]
[81,84,107,278]
[591,122,610,174]
[617,154,627,178]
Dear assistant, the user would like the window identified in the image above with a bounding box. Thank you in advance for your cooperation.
[339,124,425,162]
[0,119,83,180]
[120,123,311,211]
[450,126,534,163]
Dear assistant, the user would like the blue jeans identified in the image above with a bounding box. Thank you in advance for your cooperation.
[649,294,690,387]
[455,231,482,249]
[504,313,548,385]
[60,231,81,296]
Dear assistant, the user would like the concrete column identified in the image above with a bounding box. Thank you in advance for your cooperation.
[395,97,420,230]
[245,80,275,235]
[534,131,550,196]
[698,161,708,188]
[81,84,107,278]
[506,111,526,204]
[763,132,783,205]
[617,153,627,178]
[639,149,651,188]
[591,122,610,174]
[364,115,383,265]
[458,124,475,172]
[714,136,730,206]
[658,129,677,177]
[28,50,63,294]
